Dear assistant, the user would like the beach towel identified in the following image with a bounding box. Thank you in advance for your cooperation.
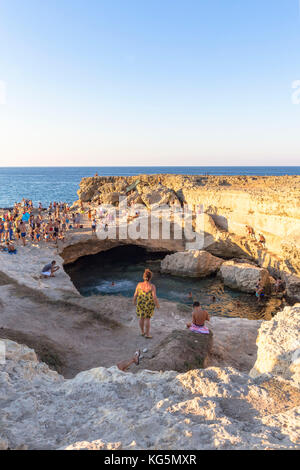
[189,324,210,334]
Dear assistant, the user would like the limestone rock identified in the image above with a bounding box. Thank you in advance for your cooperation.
[207,316,261,372]
[75,173,300,276]
[0,245,79,302]
[220,260,270,293]
[140,186,178,208]
[250,304,300,385]
[0,439,8,450]
[1,338,300,450]
[283,274,300,303]
[64,439,122,450]
[142,329,213,372]
[99,191,122,206]
[161,250,224,277]
[77,177,101,202]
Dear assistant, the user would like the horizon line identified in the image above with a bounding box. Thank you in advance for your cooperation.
[0,165,299,169]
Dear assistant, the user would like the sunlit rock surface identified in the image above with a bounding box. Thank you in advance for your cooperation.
[76,174,300,276]
[219,260,271,293]
[0,173,299,450]
[250,304,300,386]
[0,339,299,450]
[161,250,224,277]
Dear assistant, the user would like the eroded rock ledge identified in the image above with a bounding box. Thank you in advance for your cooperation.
[75,173,300,279]
[0,174,299,450]
[250,304,300,385]
[0,324,299,450]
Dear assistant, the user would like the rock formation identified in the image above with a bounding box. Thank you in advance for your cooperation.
[161,250,224,277]
[0,173,299,450]
[75,174,300,279]
[141,329,213,372]
[250,304,300,386]
[219,260,271,293]
[0,337,299,450]
[283,274,300,303]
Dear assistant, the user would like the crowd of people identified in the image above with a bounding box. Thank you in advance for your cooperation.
[0,198,100,250]
[0,197,290,373]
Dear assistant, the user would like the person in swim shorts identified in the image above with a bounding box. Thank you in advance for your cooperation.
[255,279,264,302]
[186,301,210,329]
[19,221,26,246]
[41,260,60,278]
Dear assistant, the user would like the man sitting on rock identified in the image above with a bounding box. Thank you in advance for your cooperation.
[41,260,60,278]
[186,301,210,334]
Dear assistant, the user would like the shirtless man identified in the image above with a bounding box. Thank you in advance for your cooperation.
[246,225,256,239]
[259,233,266,248]
[3,220,10,242]
[186,301,210,329]
[0,219,4,243]
[19,221,27,246]
[6,241,16,253]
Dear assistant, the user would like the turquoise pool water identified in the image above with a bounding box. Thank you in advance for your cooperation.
[65,245,283,321]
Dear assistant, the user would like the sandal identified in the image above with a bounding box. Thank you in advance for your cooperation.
[145,335,152,339]
[140,332,145,336]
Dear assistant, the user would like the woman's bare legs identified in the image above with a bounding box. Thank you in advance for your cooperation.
[139,318,145,335]
[145,318,152,338]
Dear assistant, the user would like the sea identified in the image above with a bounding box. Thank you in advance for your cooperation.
[0,166,299,208]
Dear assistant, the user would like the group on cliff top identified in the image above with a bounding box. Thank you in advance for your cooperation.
[0,199,95,250]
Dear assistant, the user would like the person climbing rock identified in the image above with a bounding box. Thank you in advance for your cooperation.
[117,350,141,372]
[259,233,266,248]
[246,225,256,239]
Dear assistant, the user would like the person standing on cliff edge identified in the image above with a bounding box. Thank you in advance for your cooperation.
[133,269,160,339]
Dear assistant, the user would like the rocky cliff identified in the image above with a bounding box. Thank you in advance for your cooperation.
[0,332,299,450]
[75,174,300,280]
[250,304,300,385]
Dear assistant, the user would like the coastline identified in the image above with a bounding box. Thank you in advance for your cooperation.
[0,173,299,450]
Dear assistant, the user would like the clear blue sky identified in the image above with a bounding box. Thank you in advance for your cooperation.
[0,0,300,166]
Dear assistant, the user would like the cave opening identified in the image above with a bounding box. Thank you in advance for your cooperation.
[64,244,280,320]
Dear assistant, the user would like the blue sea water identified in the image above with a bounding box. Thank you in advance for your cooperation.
[0,166,299,208]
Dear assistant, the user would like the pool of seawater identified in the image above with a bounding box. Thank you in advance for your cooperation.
[65,245,283,321]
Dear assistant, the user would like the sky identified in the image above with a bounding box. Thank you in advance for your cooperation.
[0,0,300,167]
